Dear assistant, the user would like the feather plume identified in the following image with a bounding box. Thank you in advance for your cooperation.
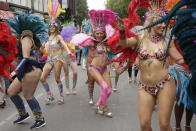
[89,9,115,31]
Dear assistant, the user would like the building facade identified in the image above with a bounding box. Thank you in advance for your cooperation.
[0,0,76,19]
[0,0,48,16]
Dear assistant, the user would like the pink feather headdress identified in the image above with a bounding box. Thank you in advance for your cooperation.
[89,9,115,32]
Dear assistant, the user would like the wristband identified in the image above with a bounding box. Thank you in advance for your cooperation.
[15,58,28,73]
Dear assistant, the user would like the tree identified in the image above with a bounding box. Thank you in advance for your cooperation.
[76,0,89,26]
[106,0,146,24]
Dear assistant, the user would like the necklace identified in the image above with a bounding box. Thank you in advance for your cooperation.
[148,34,163,43]
[49,34,56,41]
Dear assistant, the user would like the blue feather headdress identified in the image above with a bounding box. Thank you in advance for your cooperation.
[82,19,93,34]
[7,13,48,44]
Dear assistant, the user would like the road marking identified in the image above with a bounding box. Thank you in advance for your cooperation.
[0,69,75,127]
[0,93,44,127]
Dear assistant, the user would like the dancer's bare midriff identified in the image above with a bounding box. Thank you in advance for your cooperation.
[139,58,169,86]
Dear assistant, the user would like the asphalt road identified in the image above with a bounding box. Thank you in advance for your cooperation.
[0,66,195,131]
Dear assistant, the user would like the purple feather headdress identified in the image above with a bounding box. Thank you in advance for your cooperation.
[61,25,78,42]
[89,9,115,32]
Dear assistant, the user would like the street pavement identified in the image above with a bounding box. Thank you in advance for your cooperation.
[0,66,195,131]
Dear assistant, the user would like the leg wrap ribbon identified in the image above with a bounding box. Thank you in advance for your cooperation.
[73,80,77,88]
[65,80,69,89]
[42,82,50,94]
[10,95,26,116]
[26,97,43,120]
[96,81,108,106]
[58,82,63,96]
[107,88,112,99]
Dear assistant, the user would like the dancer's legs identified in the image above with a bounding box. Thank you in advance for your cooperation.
[174,84,184,131]
[138,88,155,131]
[128,66,132,82]
[185,108,193,131]
[54,61,63,103]
[102,67,112,117]
[40,63,53,96]
[157,79,176,131]
[88,72,95,103]
[174,103,184,131]
[63,61,70,95]
[113,63,119,91]
[0,76,6,107]
[8,78,25,116]
[70,62,78,94]
[22,68,44,120]
[88,68,107,106]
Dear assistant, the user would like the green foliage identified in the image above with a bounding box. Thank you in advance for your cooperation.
[106,0,146,24]
[137,8,146,25]
[76,0,89,26]
[62,21,74,27]
[106,0,130,18]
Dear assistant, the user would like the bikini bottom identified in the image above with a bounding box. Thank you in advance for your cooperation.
[47,54,63,67]
[89,65,107,74]
[138,73,172,96]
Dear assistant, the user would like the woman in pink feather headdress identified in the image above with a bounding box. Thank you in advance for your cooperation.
[71,9,115,117]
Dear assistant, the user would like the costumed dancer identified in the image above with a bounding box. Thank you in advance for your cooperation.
[164,1,195,130]
[128,58,139,83]
[111,53,121,92]
[71,9,115,117]
[0,76,6,108]
[140,0,196,114]
[169,57,194,131]
[81,19,92,70]
[0,22,17,108]
[61,25,78,95]
[81,20,93,85]
[7,14,47,129]
[107,0,185,130]
[40,0,70,105]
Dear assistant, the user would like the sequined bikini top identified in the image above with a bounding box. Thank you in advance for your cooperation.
[96,42,107,54]
[138,48,166,60]
[48,37,63,49]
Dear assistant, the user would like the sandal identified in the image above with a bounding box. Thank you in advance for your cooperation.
[184,124,191,131]
[72,88,77,95]
[57,96,64,105]
[103,106,112,118]
[66,88,70,95]
[95,106,103,115]
[45,95,54,105]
